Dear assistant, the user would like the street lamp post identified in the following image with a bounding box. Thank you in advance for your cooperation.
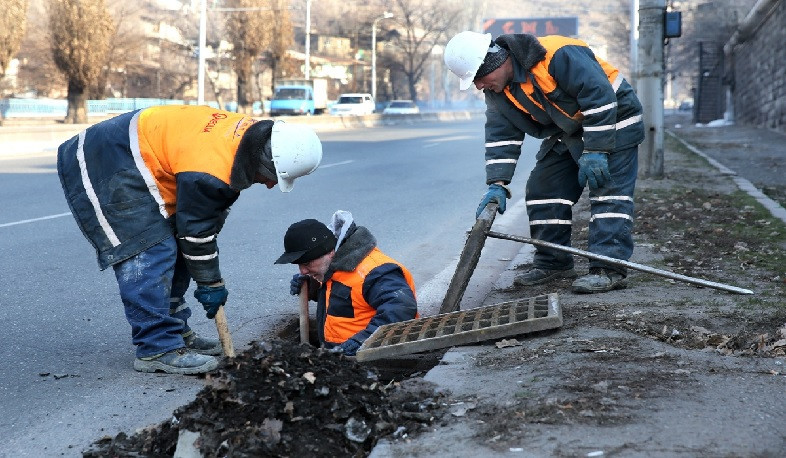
[371,11,393,102]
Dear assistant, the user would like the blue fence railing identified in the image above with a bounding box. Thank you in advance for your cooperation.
[1,97,484,119]
[0,98,266,118]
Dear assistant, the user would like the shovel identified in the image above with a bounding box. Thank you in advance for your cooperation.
[299,282,310,344]
[214,306,235,357]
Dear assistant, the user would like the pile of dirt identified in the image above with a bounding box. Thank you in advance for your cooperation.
[83,340,444,457]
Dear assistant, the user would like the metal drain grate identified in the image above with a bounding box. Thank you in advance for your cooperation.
[355,293,562,362]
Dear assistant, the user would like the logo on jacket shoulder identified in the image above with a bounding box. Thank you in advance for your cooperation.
[203,113,228,132]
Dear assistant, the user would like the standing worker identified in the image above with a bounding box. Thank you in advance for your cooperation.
[275,211,418,356]
[444,31,645,293]
[57,105,322,374]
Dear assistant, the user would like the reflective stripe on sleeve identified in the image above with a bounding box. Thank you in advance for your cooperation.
[183,234,217,243]
[485,140,523,147]
[486,158,518,165]
[183,252,218,261]
[582,101,617,116]
[616,114,642,130]
[584,113,642,133]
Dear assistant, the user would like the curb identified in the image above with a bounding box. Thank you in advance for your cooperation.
[666,129,786,226]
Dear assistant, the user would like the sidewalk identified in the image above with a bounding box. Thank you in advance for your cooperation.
[371,115,786,457]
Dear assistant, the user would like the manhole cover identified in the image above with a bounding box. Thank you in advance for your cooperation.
[356,293,561,362]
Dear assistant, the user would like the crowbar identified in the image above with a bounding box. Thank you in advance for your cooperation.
[487,230,754,295]
[214,306,235,357]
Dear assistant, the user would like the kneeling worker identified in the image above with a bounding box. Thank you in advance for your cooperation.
[275,211,418,356]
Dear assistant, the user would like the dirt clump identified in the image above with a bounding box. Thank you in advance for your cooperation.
[83,340,444,457]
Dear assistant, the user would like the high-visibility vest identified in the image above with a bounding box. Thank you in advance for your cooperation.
[323,247,416,344]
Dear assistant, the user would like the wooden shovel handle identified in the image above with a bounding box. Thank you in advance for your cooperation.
[299,282,310,344]
[214,306,235,357]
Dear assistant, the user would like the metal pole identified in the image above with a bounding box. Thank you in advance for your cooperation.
[637,0,665,178]
[487,231,754,295]
[372,12,393,102]
[630,0,639,88]
[305,0,311,80]
[372,18,378,101]
[197,0,207,106]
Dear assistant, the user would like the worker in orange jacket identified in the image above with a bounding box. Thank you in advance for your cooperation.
[57,105,322,374]
[276,211,418,356]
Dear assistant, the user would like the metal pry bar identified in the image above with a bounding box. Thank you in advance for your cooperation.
[487,230,754,295]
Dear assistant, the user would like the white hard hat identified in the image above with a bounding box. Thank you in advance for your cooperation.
[444,31,493,91]
[270,120,323,192]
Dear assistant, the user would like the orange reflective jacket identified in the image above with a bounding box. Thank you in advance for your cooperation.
[323,247,417,344]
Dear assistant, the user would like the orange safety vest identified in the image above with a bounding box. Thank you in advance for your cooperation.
[503,35,619,124]
[323,247,417,344]
[135,105,256,216]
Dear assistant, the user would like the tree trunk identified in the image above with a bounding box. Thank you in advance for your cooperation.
[65,80,88,124]
[407,77,418,103]
[236,56,253,114]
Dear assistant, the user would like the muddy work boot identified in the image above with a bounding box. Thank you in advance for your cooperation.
[133,348,218,375]
[513,267,577,287]
[572,267,627,293]
[183,331,222,356]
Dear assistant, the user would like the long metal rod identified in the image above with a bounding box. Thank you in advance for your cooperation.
[487,231,754,295]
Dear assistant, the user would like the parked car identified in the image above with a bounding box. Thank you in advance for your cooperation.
[329,93,375,116]
[382,100,420,115]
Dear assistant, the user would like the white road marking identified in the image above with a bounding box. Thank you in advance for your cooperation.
[319,160,354,169]
[0,212,72,228]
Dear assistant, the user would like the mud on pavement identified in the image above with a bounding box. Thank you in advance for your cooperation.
[372,128,786,457]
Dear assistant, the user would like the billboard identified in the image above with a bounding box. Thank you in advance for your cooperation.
[482,17,579,38]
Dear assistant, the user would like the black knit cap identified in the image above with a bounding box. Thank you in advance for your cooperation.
[475,41,509,79]
[275,219,337,264]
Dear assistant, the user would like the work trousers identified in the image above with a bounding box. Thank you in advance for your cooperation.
[525,145,638,275]
[113,235,194,358]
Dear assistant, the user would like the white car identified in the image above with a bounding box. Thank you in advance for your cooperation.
[329,93,376,116]
[382,100,420,115]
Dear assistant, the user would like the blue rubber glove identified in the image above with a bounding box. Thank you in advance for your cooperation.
[577,152,611,190]
[289,274,308,296]
[336,338,363,356]
[476,183,510,218]
[194,283,228,319]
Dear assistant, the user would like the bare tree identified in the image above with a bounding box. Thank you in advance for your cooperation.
[387,0,462,102]
[261,0,294,95]
[49,0,114,123]
[225,0,272,113]
[0,0,28,79]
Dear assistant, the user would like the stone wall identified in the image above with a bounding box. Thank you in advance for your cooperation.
[731,0,786,132]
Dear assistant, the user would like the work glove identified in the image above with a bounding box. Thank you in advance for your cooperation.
[577,152,611,190]
[330,338,363,357]
[476,183,511,219]
[289,273,309,296]
[194,282,228,319]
